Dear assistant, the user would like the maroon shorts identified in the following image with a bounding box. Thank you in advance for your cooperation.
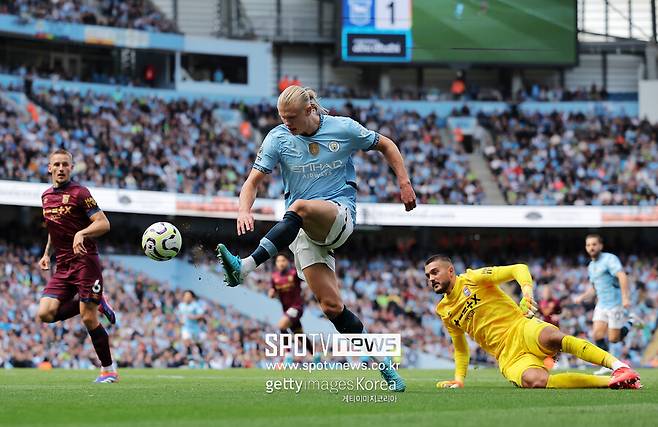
[284,305,304,330]
[42,255,104,304]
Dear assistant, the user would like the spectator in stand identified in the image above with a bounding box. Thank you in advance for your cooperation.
[451,71,466,100]
[213,67,225,83]
[278,75,291,93]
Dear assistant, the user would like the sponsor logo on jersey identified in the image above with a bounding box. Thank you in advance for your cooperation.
[290,160,343,174]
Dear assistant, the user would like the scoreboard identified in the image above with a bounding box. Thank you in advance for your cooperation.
[341,0,413,62]
[339,0,577,66]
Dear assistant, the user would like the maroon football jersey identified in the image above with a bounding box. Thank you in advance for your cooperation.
[539,298,561,327]
[271,268,304,310]
[42,181,101,262]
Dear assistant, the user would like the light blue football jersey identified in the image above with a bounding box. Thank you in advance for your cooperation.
[253,115,379,223]
[587,252,624,309]
[177,301,204,332]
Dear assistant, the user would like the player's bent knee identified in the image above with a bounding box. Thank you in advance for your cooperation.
[545,328,565,349]
[278,317,292,330]
[37,310,56,323]
[521,369,548,388]
[288,200,309,218]
[320,300,343,318]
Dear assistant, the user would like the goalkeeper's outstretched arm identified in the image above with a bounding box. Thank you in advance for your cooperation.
[471,264,538,317]
[437,333,469,389]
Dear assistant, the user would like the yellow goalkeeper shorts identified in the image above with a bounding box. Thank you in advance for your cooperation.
[498,317,559,387]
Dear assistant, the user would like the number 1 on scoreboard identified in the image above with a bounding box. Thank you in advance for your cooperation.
[375,0,411,30]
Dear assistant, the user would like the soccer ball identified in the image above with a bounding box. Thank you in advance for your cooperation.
[141,222,182,261]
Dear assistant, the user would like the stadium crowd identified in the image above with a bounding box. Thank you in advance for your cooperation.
[319,81,610,103]
[0,241,269,369]
[0,0,178,33]
[2,84,657,207]
[0,87,485,205]
[481,111,658,205]
[1,235,656,370]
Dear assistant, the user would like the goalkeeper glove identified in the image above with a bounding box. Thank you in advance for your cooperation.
[436,380,464,389]
[520,285,538,318]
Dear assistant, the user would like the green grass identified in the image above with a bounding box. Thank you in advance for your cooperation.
[0,368,657,427]
[412,0,576,64]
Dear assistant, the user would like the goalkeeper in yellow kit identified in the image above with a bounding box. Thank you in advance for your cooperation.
[425,255,642,389]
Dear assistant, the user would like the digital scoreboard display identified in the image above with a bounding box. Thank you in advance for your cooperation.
[340,0,577,65]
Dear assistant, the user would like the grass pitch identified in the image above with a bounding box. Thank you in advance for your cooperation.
[412,0,575,64]
[1,368,657,427]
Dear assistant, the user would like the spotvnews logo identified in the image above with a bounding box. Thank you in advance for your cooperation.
[264,333,401,358]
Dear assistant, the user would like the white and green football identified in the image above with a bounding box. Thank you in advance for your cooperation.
[141,222,182,261]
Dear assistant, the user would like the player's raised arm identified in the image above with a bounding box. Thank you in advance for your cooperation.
[372,135,416,211]
[469,264,538,316]
[237,168,267,236]
[437,332,469,389]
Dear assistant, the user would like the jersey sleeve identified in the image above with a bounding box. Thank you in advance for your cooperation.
[605,254,623,275]
[465,265,533,288]
[344,117,379,151]
[77,186,101,217]
[253,132,279,174]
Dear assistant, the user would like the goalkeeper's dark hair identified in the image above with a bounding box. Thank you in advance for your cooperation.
[424,254,453,266]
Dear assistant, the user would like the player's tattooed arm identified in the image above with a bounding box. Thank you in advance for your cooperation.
[39,234,53,270]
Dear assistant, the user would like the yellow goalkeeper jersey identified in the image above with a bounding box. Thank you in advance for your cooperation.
[435,265,532,359]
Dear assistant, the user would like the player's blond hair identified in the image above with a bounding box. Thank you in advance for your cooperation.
[278,85,329,114]
[49,148,73,163]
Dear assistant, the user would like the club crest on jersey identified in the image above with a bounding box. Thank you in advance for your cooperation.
[308,143,320,156]
[328,141,340,152]
[62,194,70,204]
[463,287,471,297]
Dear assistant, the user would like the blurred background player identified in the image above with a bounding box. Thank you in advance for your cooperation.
[37,149,118,383]
[217,85,416,391]
[539,286,562,369]
[426,256,641,390]
[176,290,206,367]
[269,253,317,363]
[576,234,639,374]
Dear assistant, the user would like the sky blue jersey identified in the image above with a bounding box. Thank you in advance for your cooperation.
[253,115,379,223]
[587,252,624,309]
[177,301,204,332]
